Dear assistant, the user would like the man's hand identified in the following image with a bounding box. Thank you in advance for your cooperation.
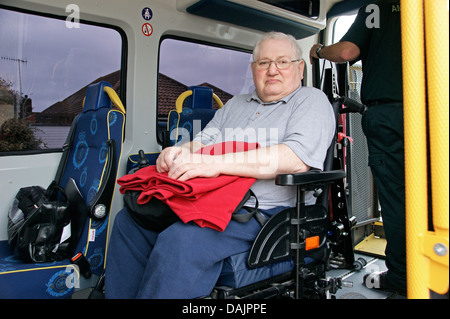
[156,146,183,173]
[156,142,218,181]
[168,152,220,181]
[309,43,324,63]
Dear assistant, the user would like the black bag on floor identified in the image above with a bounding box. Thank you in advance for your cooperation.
[123,191,179,232]
[7,181,72,263]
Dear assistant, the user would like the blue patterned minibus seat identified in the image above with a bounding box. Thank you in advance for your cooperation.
[166,86,219,146]
[0,81,125,298]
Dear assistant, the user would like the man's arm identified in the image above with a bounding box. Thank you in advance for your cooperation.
[309,41,360,64]
[166,143,309,182]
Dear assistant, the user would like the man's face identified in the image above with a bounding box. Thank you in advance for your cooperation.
[251,38,304,103]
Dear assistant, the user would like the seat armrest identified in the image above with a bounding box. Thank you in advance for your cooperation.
[275,169,345,186]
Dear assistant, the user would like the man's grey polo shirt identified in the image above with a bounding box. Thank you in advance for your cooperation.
[194,85,335,209]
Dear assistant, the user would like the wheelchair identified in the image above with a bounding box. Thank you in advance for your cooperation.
[208,97,363,299]
[207,60,369,298]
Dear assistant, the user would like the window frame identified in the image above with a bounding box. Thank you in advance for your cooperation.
[156,35,253,145]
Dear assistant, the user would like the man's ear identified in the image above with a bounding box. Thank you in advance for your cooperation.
[250,62,255,75]
[298,59,305,79]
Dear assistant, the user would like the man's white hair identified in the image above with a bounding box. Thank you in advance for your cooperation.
[252,31,302,61]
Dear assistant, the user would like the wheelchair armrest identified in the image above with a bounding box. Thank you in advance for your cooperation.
[275,169,345,187]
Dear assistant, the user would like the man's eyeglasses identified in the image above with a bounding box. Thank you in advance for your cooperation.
[253,58,300,70]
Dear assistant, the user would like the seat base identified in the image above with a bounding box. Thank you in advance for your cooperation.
[217,251,298,289]
[215,252,326,299]
[0,240,76,298]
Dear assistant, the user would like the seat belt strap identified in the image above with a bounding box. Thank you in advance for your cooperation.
[54,114,80,186]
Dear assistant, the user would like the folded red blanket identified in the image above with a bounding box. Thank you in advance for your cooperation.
[117,141,259,231]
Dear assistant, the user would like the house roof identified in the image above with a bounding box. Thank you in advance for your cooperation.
[36,71,233,124]
[157,74,233,118]
[38,71,121,117]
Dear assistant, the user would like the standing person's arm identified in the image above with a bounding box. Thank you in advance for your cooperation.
[309,41,360,64]
[309,3,373,65]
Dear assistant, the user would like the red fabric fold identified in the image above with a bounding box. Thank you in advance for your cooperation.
[117,141,259,231]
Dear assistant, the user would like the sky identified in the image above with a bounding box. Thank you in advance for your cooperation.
[159,39,254,96]
[0,9,122,112]
[0,8,253,114]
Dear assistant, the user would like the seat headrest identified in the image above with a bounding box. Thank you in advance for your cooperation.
[185,86,213,109]
[83,81,113,112]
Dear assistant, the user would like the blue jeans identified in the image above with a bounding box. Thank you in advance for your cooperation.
[105,206,285,298]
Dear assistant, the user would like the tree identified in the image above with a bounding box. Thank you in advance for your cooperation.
[0,118,44,152]
[0,77,15,105]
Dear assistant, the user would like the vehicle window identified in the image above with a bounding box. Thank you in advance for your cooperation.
[0,8,122,153]
[333,14,356,44]
[157,38,253,142]
[333,14,362,102]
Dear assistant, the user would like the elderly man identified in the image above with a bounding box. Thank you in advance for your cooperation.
[105,31,335,298]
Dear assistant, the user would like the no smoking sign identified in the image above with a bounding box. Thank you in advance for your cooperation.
[142,23,153,37]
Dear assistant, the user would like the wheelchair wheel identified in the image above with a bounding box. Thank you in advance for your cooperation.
[353,257,367,271]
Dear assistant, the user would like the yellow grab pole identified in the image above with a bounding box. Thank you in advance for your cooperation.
[423,0,449,296]
[401,0,429,298]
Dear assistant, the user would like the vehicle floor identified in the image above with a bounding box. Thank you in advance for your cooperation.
[327,252,406,299]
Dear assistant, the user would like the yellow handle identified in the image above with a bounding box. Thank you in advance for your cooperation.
[213,93,224,109]
[402,0,449,298]
[104,86,126,114]
[423,0,449,296]
[175,90,223,113]
[402,0,429,299]
[175,90,193,113]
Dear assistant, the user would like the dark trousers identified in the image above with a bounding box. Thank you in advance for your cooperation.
[104,205,285,298]
[362,102,407,291]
